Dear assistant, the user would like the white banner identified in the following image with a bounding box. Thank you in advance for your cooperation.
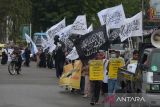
[56,25,74,49]
[46,18,66,39]
[87,24,93,33]
[66,47,79,60]
[31,42,38,54]
[119,11,142,42]
[71,15,88,35]
[57,24,73,39]
[49,44,56,53]
[97,4,126,28]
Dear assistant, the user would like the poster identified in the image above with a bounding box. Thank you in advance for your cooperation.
[108,58,125,79]
[89,60,104,80]
[59,64,73,86]
[59,60,82,89]
[69,60,82,89]
[148,0,160,20]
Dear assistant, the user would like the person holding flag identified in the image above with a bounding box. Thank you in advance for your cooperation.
[54,35,66,78]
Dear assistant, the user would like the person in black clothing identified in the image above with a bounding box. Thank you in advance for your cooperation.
[54,35,65,78]
[1,51,8,65]
[24,47,31,67]
[47,53,54,69]
[15,52,22,74]
[39,51,46,68]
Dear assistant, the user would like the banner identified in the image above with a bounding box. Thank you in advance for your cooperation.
[57,24,72,38]
[31,42,38,54]
[59,64,73,86]
[49,44,56,53]
[24,33,38,54]
[119,11,142,42]
[89,60,104,80]
[41,36,48,49]
[46,18,66,39]
[97,4,126,28]
[66,47,79,60]
[73,25,107,59]
[71,15,88,35]
[59,60,82,89]
[69,60,82,89]
[57,25,74,49]
[108,28,120,42]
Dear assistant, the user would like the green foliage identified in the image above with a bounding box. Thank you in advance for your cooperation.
[0,0,32,43]
[32,0,142,32]
[0,0,142,43]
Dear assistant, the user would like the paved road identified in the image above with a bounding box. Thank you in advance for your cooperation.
[0,62,103,107]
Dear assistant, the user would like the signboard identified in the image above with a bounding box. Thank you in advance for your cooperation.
[108,58,125,79]
[59,64,73,86]
[148,0,160,20]
[69,60,82,89]
[89,60,104,80]
[59,60,82,89]
[21,24,30,39]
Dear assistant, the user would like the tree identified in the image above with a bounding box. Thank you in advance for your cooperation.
[32,0,142,32]
[0,0,32,43]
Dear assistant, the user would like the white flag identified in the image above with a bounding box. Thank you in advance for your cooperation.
[56,24,73,39]
[25,33,33,43]
[66,47,79,60]
[71,15,88,35]
[46,18,66,39]
[49,44,56,53]
[56,24,74,49]
[41,36,49,51]
[31,42,38,54]
[119,11,142,42]
[97,4,126,28]
[87,24,93,33]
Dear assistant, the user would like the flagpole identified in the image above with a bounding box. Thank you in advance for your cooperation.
[141,0,144,43]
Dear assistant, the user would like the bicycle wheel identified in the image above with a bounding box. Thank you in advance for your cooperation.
[8,62,16,75]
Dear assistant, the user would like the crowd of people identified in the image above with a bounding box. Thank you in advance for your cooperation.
[0,36,140,106]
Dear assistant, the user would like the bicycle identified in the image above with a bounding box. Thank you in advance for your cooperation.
[8,55,21,75]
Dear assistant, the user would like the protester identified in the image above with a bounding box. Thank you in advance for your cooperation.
[80,63,85,95]
[126,50,139,65]
[124,50,139,93]
[47,52,54,69]
[90,51,105,105]
[1,51,8,65]
[24,47,31,67]
[39,51,46,68]
[82,62,90,98]
[14,51,23,74]
[107,50,125,102]
[54,35,65,78]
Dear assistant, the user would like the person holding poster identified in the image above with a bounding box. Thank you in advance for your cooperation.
[107,51,125,97]
[90,50,105,105]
